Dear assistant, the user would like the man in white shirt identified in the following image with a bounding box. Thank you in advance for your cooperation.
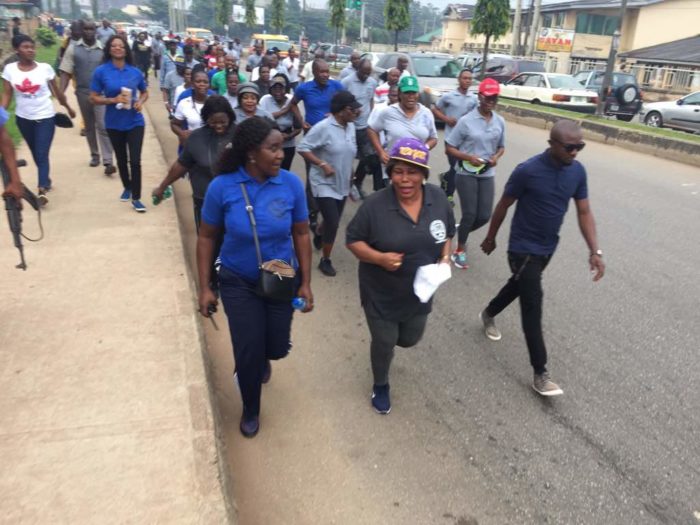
[281,47,300,90]
[374,67,401,103]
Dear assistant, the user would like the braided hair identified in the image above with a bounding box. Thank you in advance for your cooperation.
[217,117,278,174]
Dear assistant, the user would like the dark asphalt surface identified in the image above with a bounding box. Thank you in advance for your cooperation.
[148,97,700,524]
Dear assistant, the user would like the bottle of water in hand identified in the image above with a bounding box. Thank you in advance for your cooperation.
[292,297,306,310]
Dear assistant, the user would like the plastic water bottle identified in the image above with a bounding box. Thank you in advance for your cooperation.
[291,297,306,310]
[152,185,173,206]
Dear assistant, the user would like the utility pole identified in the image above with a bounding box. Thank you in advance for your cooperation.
[360,1,365,47]
[526,0,541,56]
[511,0,522,55]
[510,0,523,56]
[595,0,628,116]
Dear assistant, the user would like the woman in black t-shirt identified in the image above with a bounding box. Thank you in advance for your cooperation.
[346,137,455,415]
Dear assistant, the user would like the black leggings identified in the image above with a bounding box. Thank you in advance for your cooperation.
[316,197,346,245]
[282,146,295,171]
[107,126,144,200]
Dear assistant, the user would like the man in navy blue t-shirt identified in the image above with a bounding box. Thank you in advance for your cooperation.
[478,120,605,397]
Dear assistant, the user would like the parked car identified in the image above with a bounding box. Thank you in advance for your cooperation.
[638,91,700,133]
[572,70,643,121]
[457,52,512,70]
[373,52,462,107]
[472,57,545,83]
[500,73,599,113]
[360,51,384,68]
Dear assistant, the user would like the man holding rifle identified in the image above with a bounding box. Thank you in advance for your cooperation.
[0,106,23,201]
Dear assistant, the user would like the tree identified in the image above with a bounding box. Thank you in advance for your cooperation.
[328,0,346,45]
[269,0,285,33]
[142,0,169,23]
[471,0,511,79]
[215,0,233,28]
[90,0,98,19]
[244,0,257,27]
[384,0,410,51]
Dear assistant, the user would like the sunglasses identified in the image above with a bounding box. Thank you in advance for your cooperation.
[552,139,586,152]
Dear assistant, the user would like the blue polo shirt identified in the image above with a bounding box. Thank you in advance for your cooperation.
[505,151,588,256]
[90,61,147,131]
[292,78,344,126]
[201,167,308,282]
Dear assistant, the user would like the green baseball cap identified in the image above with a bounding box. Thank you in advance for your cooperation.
[398,75,419,93]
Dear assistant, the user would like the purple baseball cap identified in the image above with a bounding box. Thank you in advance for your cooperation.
[389,137,430,170]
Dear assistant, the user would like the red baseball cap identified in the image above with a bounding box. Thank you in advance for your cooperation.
[478,78,501,96]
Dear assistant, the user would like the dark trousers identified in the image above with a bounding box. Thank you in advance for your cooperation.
[16,116,55,189]
[442,154,457,197]
[219,267,293,417]
[194,196,224,290]
[316,196,346,245]
[354,128,384,191]
[282,146,295,171]
[485,253,552,375]
[76,90,113,165]
[107,126,144,200]
[364,303,428,386]
[153,54,162,73]
[455,175,495,245]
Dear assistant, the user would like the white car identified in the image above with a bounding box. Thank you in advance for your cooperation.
[638,91,700,133]
[360,52,384,68]
[500,72,599,113]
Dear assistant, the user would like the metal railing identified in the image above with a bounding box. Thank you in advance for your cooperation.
[626,64,700,94]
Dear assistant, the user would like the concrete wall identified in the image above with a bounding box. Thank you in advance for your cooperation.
[629,0,700,51]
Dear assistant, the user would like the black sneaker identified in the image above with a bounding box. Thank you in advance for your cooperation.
[318,257,336,277]
[371,384,391,414]
[104,164,116,176]
[239,413,259,438]
[89,157,100,167]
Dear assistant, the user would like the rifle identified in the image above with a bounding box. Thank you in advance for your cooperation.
[1,159,43,270]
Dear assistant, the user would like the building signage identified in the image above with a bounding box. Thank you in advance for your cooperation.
[232,5,265,25]
[536,28,575,53]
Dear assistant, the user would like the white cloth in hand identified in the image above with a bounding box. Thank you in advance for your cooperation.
[413,262,452,303]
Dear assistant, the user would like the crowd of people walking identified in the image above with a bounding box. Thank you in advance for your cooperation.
[0,21,606,439]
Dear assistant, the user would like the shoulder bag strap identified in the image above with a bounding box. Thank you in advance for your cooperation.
[239,183,264,268]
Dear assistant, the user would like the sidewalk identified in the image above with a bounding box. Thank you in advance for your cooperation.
[0,95,230,523]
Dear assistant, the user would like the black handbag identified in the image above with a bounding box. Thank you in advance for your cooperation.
[240,183,296,301]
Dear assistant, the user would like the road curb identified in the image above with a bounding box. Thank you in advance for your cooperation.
[497,104,700,168]
[143,105,237,524]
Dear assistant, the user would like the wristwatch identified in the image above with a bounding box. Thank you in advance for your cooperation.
[591,249,603,257]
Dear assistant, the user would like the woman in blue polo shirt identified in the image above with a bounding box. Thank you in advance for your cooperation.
[90,35,149,212]
[197,117,314,439]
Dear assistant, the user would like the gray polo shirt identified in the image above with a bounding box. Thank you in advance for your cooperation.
[59,39,103,93]
[298,115,357,200]
[445,110,506,178]
[338,65,355,80]
[341,72,377,129]
[163,69,184,106]
[96,26,115,45]
[259,93,299,148]
[436,89,477,136]
[233,107,273,123]
[369,103,437,150]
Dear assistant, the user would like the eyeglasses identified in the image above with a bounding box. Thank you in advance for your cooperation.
[552,139,586,152]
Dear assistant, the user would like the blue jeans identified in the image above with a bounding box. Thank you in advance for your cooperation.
[219,266,294,417]
[16,116,55,189]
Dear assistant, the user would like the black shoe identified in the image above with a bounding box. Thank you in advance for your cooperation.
[239,414,259,438]
[318,257,336,277]
[262,360,272,384]
[313,232,323,250]
[104,164,116,176]
[89,157,100,167]
[80,128,87,137]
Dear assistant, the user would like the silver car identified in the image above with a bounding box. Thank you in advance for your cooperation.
[639,91,700,133]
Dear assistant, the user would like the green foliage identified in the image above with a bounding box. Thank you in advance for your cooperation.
[90,0,99,19]
[244,0,258,27]
[470,0,510,40]
[471,0,510,78]
[142,0,169,23]
[384,0,410,50]
[35,27,58,47]
[190,0,215,29]
[215,0,233,27]
[104,8,134,23]
[328,0,346,34]
[270,0,285,33]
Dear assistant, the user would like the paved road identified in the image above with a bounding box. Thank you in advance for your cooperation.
[147,99,700,525]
